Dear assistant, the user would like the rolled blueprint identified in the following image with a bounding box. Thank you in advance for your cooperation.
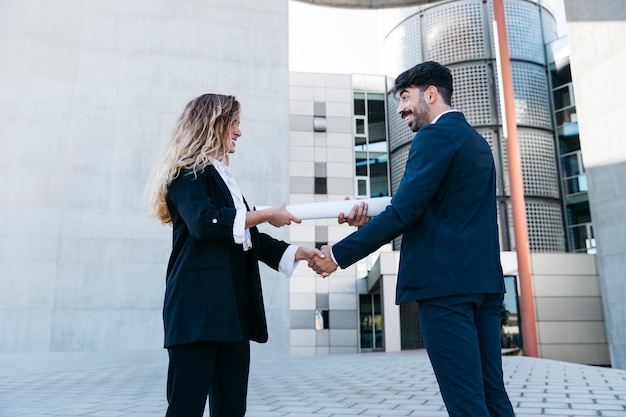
[256,197,392,220]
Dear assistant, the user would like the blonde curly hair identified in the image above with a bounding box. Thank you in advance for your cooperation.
[146,93,240,224]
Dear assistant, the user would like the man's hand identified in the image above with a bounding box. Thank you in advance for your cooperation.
[338,198,370,227]
[308,245,338,278]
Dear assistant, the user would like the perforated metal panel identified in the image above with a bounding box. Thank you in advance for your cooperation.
[423,0,487,64]
[383,15,423,78]
[390,144,410,194]
[384,29,408,80]
[520,130,560,198]
[492,63,552,130]
[500,128,560,198]
[503,1,545,64]
[486,0,545,65]
[382,0,565,253]
[511,64,552,129]
[449,64,495,126]
[506,200,566,252]
[381,5,422,36]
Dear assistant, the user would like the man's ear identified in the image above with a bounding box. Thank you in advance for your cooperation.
[425,85,438,104]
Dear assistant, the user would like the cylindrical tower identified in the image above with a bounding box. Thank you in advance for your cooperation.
[383,0,565,252]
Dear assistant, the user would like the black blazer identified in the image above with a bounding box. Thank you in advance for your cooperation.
[163,165,289,348]
[333,112,505,303]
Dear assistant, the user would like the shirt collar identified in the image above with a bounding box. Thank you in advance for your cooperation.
[431,109,460,124]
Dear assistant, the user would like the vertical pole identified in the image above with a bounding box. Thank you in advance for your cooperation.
[492,0,539,357]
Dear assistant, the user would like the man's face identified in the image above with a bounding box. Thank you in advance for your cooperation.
[396,86,430,132]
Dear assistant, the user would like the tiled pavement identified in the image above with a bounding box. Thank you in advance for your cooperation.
[0,350,625,416]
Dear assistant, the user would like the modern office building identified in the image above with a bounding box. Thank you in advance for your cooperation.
[546,37,593,254]
[288,73,393,355]
[287,0,610,365]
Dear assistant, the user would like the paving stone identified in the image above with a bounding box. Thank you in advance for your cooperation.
[0,351,625,416]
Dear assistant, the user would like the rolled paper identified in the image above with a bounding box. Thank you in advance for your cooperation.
[256,197,392,220]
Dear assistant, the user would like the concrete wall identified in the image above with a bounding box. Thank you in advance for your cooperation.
[563,0,626,369]
[0,0,291,359]
[529,254,609,366]
[368,252,401,353]
[502,252,609,365]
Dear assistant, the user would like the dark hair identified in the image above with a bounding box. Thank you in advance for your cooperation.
[391,61,453,105]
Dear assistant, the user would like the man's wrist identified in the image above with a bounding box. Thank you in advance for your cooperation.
[329,245,339,266]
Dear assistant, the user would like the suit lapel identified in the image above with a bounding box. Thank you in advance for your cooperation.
[207,165,236,208]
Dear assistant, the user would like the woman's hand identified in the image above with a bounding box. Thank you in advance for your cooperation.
[266,202,301,227]
[295,246,324,262]
[246,202,301,229]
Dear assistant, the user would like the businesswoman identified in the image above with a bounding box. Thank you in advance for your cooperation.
[146,93,321,416]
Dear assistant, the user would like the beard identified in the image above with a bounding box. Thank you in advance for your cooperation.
[407,95,430,132]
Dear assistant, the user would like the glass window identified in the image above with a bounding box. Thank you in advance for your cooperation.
[359,294,383,351]
[553,83,573,110]
[353,90,390,198]
[357,178,367,197]
[315,309,329,330]
[568,223,594,253]
[502,276,521,350]
[367,98,386,141]
[355,118,365,135]
[354,94,366,115]
[314,177,327,194]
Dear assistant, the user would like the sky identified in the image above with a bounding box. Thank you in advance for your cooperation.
[288,1,382,75]
[288,0,568,76]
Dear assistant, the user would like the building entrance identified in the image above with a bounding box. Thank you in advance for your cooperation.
[359,294,383,351]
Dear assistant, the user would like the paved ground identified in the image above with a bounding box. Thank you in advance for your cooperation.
[0,350,625,417]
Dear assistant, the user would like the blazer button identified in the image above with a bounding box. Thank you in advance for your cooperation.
[212,218,218,224]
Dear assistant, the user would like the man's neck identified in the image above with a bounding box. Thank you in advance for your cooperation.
[428,104,452,124]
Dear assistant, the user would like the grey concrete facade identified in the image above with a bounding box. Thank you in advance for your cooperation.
[564,0,626,369]
[0,0,292,357]
[287,72,389,355]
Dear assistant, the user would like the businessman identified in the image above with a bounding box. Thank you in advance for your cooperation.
[309,61,515,417]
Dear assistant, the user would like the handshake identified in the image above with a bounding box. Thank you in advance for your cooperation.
[294,199,370,278]
[297,245,336,278]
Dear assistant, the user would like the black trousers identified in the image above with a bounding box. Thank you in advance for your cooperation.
[419,293,515,417]
[166,340,251,417]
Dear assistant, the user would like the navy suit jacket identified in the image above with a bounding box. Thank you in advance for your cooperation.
[333,112,505,303]
[163,165,289,348]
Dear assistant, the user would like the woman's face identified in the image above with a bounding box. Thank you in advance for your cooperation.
[226,115,242,154]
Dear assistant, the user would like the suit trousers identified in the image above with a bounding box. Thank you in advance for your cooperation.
[166,340,250,417]
[418,293,515,417]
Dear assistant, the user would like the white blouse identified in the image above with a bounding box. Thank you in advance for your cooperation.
[208,157,299,278]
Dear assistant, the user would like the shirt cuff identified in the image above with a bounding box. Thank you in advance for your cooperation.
[232,209,247,244]
[329,245,338,266]
[278,244,300,279]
